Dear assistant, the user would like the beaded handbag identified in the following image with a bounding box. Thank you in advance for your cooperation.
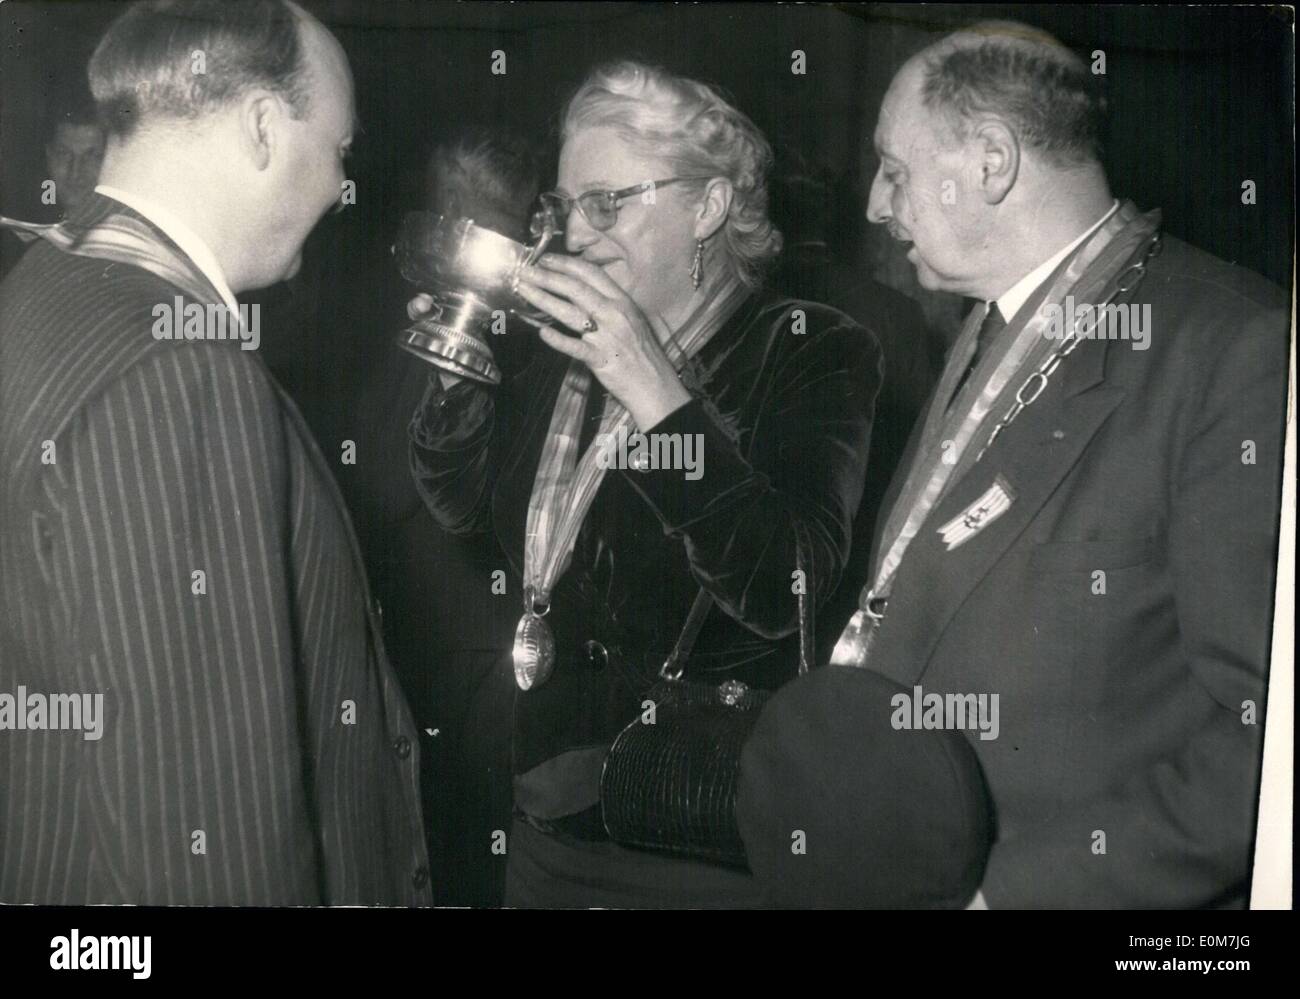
[600,525,814,867]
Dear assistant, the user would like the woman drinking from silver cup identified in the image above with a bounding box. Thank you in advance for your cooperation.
[408,60,881,907]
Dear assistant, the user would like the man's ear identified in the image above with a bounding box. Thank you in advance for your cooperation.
[970,118,1019,205]
[238,92,279,171]
[694,177,733,241]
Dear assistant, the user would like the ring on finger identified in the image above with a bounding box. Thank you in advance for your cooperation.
[581,316,598,333]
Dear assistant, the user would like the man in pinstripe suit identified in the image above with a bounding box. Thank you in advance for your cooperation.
[0,0,431,905]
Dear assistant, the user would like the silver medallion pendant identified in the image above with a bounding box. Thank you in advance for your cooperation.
[513,594,556,690]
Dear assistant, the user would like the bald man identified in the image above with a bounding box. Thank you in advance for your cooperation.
[831,22,1287,907]
[0,0,430,905]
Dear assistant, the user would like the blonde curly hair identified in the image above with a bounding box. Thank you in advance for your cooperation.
[562,61,783,288]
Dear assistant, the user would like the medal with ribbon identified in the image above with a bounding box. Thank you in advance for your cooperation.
[830,201,1163,668]
[513,278,749,690]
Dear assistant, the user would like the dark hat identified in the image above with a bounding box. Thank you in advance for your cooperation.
[736,665,993,908]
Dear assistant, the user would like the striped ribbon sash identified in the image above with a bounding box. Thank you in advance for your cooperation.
[522,278,750,610]
[830,200,1161,668]
[1,212,223,306]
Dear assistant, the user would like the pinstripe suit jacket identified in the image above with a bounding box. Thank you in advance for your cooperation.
[0,194,432,905]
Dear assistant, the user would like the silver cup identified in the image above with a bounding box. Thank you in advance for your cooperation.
[393,211,555,385]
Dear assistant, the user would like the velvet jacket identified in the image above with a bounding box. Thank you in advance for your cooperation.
[409,288,881,797]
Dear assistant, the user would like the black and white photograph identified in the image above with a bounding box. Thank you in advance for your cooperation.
[0,0,1294,977]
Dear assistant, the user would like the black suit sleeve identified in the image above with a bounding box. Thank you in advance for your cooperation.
[408,375,498,535]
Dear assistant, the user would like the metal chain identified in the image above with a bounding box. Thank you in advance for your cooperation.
[976,234,1163,461]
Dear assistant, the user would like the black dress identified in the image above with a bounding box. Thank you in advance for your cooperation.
[409,287,880,903]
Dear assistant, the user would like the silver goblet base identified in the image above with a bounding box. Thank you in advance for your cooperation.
[397,290,502,386]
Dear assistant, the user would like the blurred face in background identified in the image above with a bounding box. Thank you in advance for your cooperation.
[46,122,106,212]
[555,125,704,326]
[429,169,537,244]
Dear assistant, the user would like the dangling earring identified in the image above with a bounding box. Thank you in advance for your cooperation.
[689,239,704,290]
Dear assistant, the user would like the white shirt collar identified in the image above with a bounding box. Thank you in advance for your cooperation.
[94,184,240,313]
[992,199,1120,324]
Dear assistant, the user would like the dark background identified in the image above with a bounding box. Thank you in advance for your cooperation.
[3,2,1295,284]
[1,0,1293,907]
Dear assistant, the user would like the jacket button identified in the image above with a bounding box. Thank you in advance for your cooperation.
[412,865,429,890]
[393,735,411,759]
[584,639,608,671]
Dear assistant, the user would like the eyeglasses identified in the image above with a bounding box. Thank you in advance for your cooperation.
[529,176,712,237]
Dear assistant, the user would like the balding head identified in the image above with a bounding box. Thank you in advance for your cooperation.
[92,0,357,291]
[866,20,1113,301]
[915,21,1105,168]
[90,0,314,137]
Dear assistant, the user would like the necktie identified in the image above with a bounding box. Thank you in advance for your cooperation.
[947,301,1006,411]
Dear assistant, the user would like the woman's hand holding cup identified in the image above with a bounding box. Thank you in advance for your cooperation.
[513,254,692,431]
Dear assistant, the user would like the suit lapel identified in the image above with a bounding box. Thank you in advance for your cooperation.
[873,335,1122,686]
[97,196,381,637]
[258,364,392,649]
